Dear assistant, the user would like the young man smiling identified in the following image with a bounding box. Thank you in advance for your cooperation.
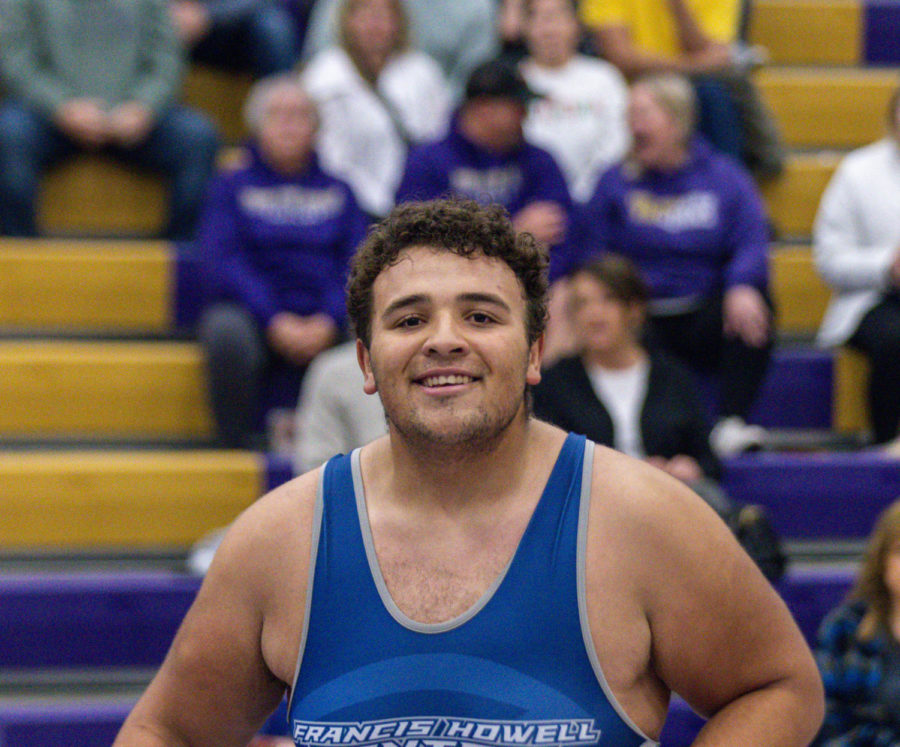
[114,199,823,746]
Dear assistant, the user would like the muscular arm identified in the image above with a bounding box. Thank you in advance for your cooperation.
[643,472,822,743]
[114,472,320,746]
[588,449,823,744]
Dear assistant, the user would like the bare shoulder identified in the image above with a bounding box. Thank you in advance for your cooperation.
[586,445,818,723]
[207,467,321,603]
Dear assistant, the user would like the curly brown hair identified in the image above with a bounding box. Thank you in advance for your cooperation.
[347,199,549,348]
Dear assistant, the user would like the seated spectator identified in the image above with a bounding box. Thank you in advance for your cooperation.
[396,57,574,281]
[301,0,451,218]
[0,0,219,240]
[301,0,498,99]
[197,76,369,449]
[519,0,630,203]
[576,73,773,456]
[534,254,784,580]
[813,86,900,448]
[293,340,387,473]
[170,1,298,78]
[578,0,784,179]
[814,497,900,745]
[534,255,721,485]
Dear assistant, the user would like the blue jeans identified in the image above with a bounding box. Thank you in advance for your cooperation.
[0,101,219,239]
[191,3,298,76]
[693,76,743,164]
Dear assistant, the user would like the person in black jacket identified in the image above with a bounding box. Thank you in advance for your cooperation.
[535,254,719,482]
[534,254,784,579]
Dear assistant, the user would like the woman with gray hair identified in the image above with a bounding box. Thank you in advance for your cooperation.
[301,0,451,217]
[574,72,774,457]
[196,75,370,449]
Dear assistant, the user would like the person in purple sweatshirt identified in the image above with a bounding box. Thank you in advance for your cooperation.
[395,57,574,282]
[197,74,370,449]
[576,72,773,457]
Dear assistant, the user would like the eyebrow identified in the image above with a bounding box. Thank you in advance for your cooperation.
[380,292,513,320]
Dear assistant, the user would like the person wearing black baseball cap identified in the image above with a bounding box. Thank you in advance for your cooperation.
[396,56,576,285]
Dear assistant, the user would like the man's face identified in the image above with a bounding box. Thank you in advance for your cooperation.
[525,0,580,68]
[358,246,543,450]
[468,98,527,153]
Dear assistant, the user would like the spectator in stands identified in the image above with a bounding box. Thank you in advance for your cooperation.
[519,0,630,203]
[300,0,498,99]
[197,76,369,449]
[576,73,773,457]
[301,0,451,219]
[534,255,721,487]
[0,0,219,240]
[396,57,574,282]
[293,340,386,473]
[814,497,900,745]
[813,86,900,448]
[534,253,784,580]
[577,0,784,179]
[170,0,298,77]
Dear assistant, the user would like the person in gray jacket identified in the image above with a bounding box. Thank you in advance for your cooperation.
[0,0,219,239]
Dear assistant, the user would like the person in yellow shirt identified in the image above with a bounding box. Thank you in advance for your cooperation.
[579,0,741,74]
[578,0,781,175]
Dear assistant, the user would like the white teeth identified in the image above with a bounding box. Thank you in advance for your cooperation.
[421,374,474,387]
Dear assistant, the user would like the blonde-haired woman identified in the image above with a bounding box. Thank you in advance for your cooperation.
[815,497,900,745]
[301,0,451,217]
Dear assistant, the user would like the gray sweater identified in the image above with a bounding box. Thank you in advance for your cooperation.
[0,0,184,118]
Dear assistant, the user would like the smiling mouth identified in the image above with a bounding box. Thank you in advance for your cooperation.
[418,374,477,387]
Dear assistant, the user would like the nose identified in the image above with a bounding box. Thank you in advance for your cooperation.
[424,311,469,357]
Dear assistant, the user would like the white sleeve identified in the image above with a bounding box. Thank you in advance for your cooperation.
[812,156,897,292]
[294,358,351,475]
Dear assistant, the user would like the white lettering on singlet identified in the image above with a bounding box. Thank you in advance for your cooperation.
[292,717,601,747]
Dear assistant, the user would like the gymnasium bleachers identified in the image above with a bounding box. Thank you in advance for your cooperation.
[2,5,900,744]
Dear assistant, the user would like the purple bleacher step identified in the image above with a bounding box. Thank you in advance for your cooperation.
[746,347,834,429]
[722,451,900,540]
[0,699,132,747]
[685,346,834,430]
[0,572,200,670]
[865,1,900,64]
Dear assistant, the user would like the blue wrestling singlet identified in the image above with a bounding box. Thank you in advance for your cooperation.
[288,432,657,747]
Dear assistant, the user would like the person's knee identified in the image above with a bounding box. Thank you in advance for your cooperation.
[166,109,220,163]
[0,104,44,158]
[199,305,261,359]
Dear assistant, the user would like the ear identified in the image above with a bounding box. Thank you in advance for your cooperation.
[627,301,647,335]
[526,333,544,386]
[356,339,379,395]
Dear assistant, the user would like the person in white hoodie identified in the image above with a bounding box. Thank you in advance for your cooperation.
[813,86,900,446]
[519,0,629,203]
[300,0,450,218]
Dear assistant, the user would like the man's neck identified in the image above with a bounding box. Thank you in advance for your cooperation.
[369,413,550,515]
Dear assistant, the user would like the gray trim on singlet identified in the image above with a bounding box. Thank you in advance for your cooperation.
[351,448,511,634]
[287,467,326,716]
[576,440,659,746]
